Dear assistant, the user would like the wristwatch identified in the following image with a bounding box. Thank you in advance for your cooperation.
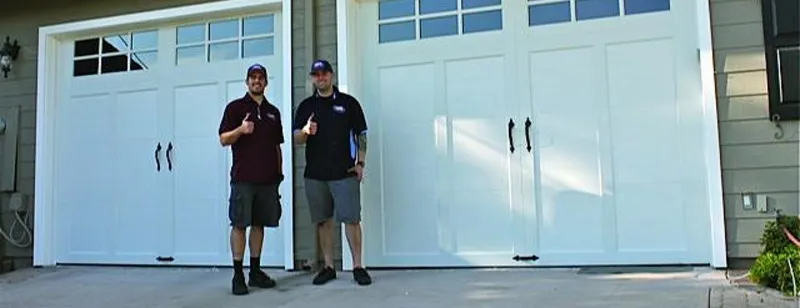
[356,161,365,167]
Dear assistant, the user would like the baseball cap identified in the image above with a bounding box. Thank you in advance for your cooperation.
[247,63,268,77]
[310,59,334,75]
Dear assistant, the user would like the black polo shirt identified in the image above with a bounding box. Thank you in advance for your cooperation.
[218,93,284,184]
[293,86,367,181]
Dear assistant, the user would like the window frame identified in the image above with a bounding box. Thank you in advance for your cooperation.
[760,0,800,121]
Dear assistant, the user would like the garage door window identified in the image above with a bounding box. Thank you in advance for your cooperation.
[176,14,275,65]
[379,0,503,43]
[528,0,670,26]
[73,30,159,77]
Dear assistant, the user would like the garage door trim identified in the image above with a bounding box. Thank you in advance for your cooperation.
[33,0,295,269]
[333,0,728,270]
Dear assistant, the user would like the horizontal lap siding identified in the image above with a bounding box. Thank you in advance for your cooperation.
[710,0,800,259]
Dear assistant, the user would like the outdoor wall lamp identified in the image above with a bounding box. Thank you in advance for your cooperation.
[0,36,21,79]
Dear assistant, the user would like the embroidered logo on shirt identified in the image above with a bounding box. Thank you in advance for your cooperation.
[333,105,346,114]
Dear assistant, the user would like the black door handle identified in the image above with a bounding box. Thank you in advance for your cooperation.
[154,142,162,171]
[166,142,173,171]
[507,118,515,153]
[524,117,532,152]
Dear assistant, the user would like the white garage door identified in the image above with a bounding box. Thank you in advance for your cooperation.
[359,0,711,267]
[54,12,287,267]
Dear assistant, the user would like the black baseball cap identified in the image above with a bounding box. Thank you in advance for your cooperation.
[310,59,334,75]
[247,63,268,78]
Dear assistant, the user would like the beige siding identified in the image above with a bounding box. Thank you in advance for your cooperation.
[710,0,800,259]
[0,0,320,268]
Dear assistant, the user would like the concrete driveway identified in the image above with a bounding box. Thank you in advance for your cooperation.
[0,265,794,308]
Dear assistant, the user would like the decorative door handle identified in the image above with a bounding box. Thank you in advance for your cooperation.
[166,142,173,171]
[524,117,532,152]
[154,142,162,171]
[507,118,515,153]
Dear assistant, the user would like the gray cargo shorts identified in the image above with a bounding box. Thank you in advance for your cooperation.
[305,177,361,224]
[228,182,282,229]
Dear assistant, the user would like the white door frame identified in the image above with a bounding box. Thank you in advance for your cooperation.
[335,0,728,269]
[33,0,296,270]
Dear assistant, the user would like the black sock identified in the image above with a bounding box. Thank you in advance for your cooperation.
[250,257,260,272]
[233,259,244,275]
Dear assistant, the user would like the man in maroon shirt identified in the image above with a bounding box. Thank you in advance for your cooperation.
[218,64,284,296]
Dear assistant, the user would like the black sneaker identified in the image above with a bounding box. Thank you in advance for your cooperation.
[249,270,277,288]
[353,267,372,286]
[232,273,249,295]
[312,266,337,285]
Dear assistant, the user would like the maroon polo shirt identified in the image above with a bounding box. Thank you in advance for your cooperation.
[218,93,284,184]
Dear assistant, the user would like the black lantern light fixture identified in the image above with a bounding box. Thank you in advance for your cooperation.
[0,36,21,78]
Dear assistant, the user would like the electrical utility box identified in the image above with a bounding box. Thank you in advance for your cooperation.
[0,106,20,192]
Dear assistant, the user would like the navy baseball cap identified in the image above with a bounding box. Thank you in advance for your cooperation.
[310,59,334,75]
[247,63,268,77]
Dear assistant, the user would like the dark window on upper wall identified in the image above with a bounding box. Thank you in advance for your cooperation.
[761,0,800,121]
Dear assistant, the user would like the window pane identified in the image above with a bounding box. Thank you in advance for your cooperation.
[243,37,275,57]
[624,0,669,15]
[244,14,275,36]
[73,58,98,76]
[102,34,130,54]
[576,0,620,21]
[420,0,457,15]
[462,0,501,9]
[130,51,157,71]
[132,30,158,50]
[209,42,239,62]
[778,47,799,103]
[421,15,458,39]
[774,0,799,36]
[379,21,416,43]
[176,46,205,65]
[463,10,503,34]
[379,0,415,20]
[101,55,128,74]
[177,24,205,45]
[529,2,571,26]
[74,39,100,57]
[210,19,239,41]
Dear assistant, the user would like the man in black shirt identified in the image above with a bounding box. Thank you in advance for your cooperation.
[293,59,372,286]
[218,64,284,295]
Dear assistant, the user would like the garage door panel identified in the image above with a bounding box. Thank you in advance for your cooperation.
[606,39,682,185]
[451,190,514,254]
[56,93,117,260]
[381,191,440,256]
[527,46,607,256]
[539,187,605,254]
[615,182,687,252]
[113,140,162,257]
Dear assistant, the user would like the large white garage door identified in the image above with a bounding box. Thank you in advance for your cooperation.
[359,0,711,267]
[54,12,287,267]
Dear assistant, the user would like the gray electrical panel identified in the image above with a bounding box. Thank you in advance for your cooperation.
[0,106,20,192]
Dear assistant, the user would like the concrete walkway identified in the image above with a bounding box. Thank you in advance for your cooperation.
[0,265,796,308]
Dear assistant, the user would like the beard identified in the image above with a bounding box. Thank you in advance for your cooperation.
[248,84,264,96]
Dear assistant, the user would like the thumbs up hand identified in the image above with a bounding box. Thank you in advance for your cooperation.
[240,112,254,134]
[302,113,318,135]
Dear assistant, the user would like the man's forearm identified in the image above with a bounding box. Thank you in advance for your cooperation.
[356,133,367,163]
[277,145,282,173]
[220,127,243,146]
[293,130,308,144]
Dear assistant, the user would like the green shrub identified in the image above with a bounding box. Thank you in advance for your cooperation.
[750,214,800,296]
